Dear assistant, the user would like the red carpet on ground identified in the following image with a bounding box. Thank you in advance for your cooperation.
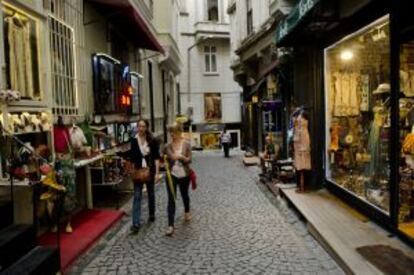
[38,209,124,271]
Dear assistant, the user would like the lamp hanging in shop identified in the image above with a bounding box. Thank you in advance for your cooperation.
[340,50,354,61]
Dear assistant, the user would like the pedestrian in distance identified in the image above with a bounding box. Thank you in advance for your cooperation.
[220,128,232,158]
[164,122,192,236]
[123,119,160,234]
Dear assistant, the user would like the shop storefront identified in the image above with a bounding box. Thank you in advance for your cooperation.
[276,0,414,244]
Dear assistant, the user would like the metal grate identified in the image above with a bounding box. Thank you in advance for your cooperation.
[45,0,88,117]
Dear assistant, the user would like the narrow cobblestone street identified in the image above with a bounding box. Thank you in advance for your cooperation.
[71,152,344,275]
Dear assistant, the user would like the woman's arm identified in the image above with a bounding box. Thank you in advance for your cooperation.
[179,141,192,164]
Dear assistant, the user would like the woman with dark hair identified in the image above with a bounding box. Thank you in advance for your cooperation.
[124,119,160,234]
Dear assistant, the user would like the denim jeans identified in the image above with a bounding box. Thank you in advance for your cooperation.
[132,179,155,227]
[166,176,190,227]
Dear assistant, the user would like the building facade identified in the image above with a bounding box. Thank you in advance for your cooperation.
[275,0,414,245]
[179,0,242,150]
[0,0,175,241]
[228,0,293,154]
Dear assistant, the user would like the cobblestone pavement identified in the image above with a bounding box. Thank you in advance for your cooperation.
[70,151,344,275]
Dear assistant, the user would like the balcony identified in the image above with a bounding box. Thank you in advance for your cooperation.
[194,21,230,41]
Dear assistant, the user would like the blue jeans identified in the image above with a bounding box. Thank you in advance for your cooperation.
[132,180,155,227]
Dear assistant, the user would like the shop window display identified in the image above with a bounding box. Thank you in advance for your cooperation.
[325,18,390,212]
[2,4,41,100]
[399,41,414,237]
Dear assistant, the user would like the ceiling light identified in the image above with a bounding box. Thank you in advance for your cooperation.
[340,50,354,61]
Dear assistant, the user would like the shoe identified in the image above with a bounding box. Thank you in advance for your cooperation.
[148,216,155,222]
[130,225,140,234]
[184,212,192,222]
[165,226,174,236]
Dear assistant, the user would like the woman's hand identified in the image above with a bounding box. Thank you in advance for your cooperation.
[171,154,180,161]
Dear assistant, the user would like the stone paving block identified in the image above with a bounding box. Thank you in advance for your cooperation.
[70,152,344,275]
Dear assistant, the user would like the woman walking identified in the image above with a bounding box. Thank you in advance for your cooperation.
[124,119,160,234]
[165,122,192,236]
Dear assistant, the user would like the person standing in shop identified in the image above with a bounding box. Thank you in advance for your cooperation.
[220,129,232,158]
[164,122,192,236]
[123,119,160,234]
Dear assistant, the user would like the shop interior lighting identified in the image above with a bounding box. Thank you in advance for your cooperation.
[340,50,354,61]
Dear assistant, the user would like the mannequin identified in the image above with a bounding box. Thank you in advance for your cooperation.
[293,108,311,193]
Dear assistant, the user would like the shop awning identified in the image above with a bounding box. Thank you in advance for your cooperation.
[87,0,164,54]
[275,0,321,45]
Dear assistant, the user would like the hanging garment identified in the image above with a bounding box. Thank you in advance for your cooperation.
[332,72,360,117]
[56,159,77,214]
[293,114,311,170]
[364,109,387,185]
[6,16,34,99]
[53,126,70,153]
[69,126,87,150]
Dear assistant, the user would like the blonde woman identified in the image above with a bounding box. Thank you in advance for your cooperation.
[164,122,192,236]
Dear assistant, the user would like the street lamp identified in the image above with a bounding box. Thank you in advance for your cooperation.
[186,35,212,146]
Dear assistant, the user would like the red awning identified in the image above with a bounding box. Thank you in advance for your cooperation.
[88,0,164,54]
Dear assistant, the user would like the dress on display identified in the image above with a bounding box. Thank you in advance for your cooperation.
[293,114,311,170]
[364,107,387,184]
[56,159,77,214]
[332,72,360,116]
[5,16,34,99]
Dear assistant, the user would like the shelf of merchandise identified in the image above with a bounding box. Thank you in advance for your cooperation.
[0,178,30,187]
[74,154,104,168]
[92,178,123,187]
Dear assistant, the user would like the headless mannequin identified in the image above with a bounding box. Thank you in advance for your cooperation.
[293,109,311,193]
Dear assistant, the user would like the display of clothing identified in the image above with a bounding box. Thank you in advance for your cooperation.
[364,107,387,184]
[332,72,360,116]
[293,114,311,170]
[56,159,77,214]
[53,126,70,153]
[5,16,34,99]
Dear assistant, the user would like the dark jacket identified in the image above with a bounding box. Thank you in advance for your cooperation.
[124,136,160,176]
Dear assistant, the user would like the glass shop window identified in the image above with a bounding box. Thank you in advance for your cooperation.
[399,41,414,237]
[325,17,390,213]
[2,4,42,100]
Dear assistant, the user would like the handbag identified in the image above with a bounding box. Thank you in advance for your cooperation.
[124,161,151,182]
[132,167,151,182]
[189,169,197,190]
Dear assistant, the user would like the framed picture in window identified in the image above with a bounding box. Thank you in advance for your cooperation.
[204,93,222,122]
[92,54,117,113]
